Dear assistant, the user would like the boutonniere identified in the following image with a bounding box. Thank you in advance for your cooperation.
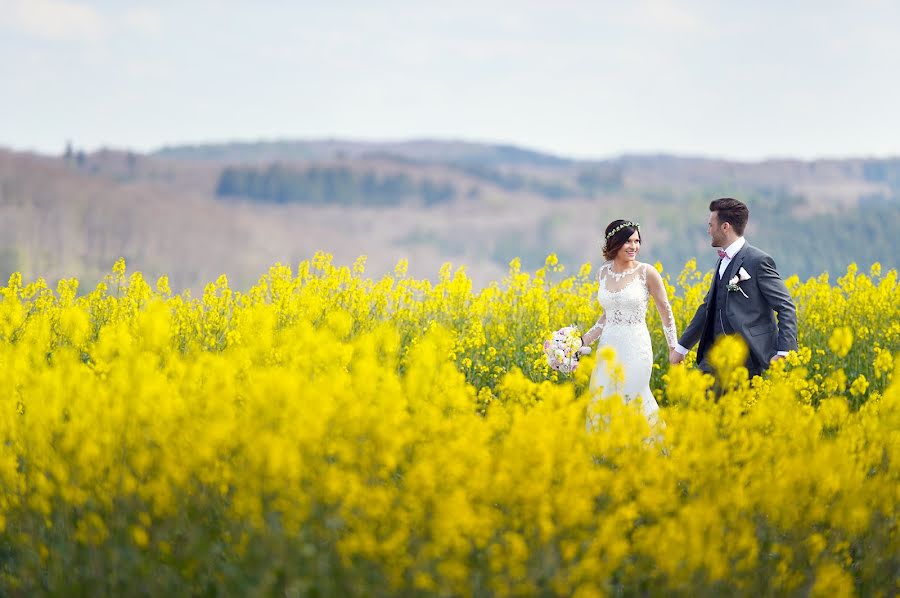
[727,267,751,298]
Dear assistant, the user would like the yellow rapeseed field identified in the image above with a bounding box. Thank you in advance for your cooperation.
[0,254,897,596]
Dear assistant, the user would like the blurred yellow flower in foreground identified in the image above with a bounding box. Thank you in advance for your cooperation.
[0,256,896,595]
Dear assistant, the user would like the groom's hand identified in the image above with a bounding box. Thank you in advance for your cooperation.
[669,348,685,365]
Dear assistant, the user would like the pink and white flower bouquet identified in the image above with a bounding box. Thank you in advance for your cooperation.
[543,326,592,374]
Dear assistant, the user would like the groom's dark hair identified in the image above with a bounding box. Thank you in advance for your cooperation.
[709,197,749,235]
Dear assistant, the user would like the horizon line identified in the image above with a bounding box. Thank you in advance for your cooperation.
[3,136,900,165]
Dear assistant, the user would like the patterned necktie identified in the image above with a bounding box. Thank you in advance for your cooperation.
[717,249,728,259]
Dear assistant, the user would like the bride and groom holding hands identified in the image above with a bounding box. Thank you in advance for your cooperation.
[577,197,798,424]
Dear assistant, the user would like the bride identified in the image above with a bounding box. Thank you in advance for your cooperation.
[580,220,678,427]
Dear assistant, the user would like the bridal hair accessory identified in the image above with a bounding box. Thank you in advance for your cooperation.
[543,326,592,374]
[727,267,751,298]
[605,221,640,240]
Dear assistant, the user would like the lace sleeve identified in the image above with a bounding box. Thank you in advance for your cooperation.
[646,264,678,348]
[580,265,607,346]
[582,314,605,346]
[659,296,678,348]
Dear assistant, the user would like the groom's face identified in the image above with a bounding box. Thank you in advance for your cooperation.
[708,212,728,247]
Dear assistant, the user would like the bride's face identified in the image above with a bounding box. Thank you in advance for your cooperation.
[617,231,641,262]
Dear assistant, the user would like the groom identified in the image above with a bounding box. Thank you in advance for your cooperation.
[669,197,798,378]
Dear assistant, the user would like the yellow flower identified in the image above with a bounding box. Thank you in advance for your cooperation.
[823,368,848,394]
[353,255,368,275]
[810,562,855,598]
[827,327,853,357]
[849,374,869,397]
[130,526,150,549]
[599,346,617,364]
[708,334,750,389]
[873,349,893,379]
[156,275,172,295]
[1,255,897,594]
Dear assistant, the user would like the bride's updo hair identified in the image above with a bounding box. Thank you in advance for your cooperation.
[602,219,641,261]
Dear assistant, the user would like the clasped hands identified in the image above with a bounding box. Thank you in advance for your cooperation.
[668,348,685,365]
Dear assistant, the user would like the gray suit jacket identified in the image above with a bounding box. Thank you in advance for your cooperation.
[679,244,798,369]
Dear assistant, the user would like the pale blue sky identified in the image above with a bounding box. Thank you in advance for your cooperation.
[3,0,899,160]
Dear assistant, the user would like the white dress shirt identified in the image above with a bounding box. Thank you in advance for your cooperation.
[718,237,746,278]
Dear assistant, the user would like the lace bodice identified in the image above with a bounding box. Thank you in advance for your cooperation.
[598,261,650,326]
[582,261,678,348]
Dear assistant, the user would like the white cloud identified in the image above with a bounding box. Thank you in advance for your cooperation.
[121,7,163,36]
[1,1,164,43]
[3,0,108,43]
[632,0,706,34]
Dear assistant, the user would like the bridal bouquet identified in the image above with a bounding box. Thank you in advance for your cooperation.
[543,326,592,374]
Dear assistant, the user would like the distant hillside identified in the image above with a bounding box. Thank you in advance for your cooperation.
[157,139,900,205]
[1,140,898,293]
[154,138,574,167]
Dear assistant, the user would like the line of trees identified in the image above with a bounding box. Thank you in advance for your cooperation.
[216,165,457,206]
[449,163,623,200]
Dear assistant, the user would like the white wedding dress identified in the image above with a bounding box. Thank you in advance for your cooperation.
[586,262,677,427]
